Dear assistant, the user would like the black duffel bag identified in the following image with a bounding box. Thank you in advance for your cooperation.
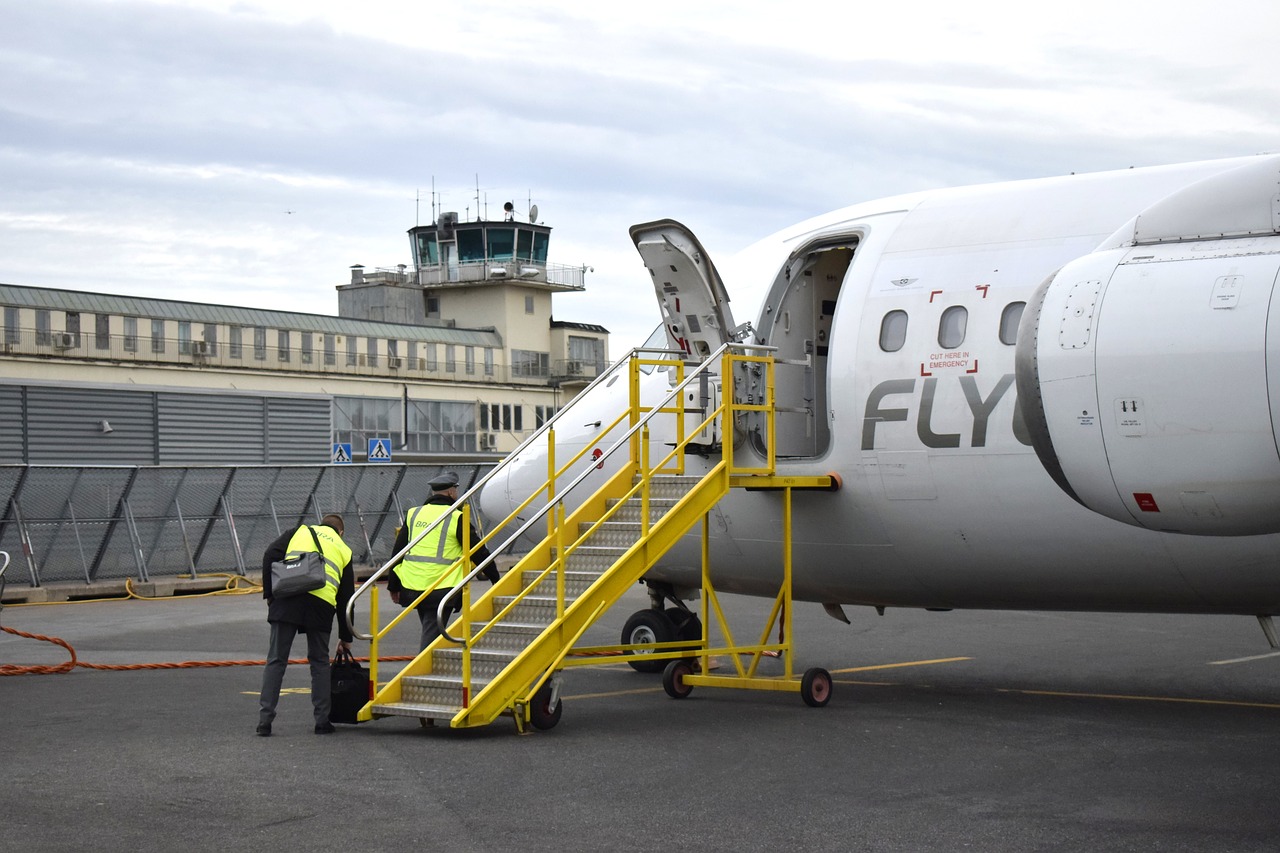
[329,648,370,724]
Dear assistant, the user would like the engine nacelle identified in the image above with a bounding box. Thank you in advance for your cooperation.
[1016,156,1280,535]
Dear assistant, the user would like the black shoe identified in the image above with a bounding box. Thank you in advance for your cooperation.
[314,722,336,735]
[256,723,272,737]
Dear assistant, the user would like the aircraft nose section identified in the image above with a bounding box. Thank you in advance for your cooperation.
[476,465,512,529]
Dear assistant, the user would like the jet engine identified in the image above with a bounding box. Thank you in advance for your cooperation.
[1016,156,1280,535]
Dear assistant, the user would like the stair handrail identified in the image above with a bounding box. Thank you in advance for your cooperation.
[436,341,771,644]
[344,343,683,641]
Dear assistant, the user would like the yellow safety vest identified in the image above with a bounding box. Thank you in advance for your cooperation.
[284,524,352,607]
[394,504,466,592]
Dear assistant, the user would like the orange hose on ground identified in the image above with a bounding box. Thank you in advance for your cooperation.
[0,624,411,676]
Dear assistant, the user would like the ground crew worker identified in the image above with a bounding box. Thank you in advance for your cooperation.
[388,471,497,649]
[256,513,354,736]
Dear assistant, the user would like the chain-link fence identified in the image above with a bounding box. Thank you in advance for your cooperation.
[0,463,494,588]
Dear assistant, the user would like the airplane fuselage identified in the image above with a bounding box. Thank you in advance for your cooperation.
[488,155,1280,617]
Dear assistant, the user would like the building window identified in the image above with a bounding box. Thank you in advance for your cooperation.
[202,323,217,356]
[879,310,907,353]
[512,349,549,377]
[123,316,138,353]
[525,295,535,315]
[151,318,166,353]
[425,343,437,371]
[35,309,51,346]
[387,339,398,361]
[278,329,291,362]
[407,340,418,368]
[568,336,604,375]
[366,336,378,367]
[425,295,440,318]
[1000,302,1025,345]
[535,405,557,428]
[178,321,192,355]
[484,347,494,376]
[345,336,357,366]
[938,306,968,349]
[253,326,267,360]
[4,307,19,345]
[229,325,243,359]
[487,227,515,260]
[465,346,475,374]
[333,396,476,454]
[323,333,336,366]
[445,344,456,372]
[301,332,313,364]
[94,314,111,350]
[65,312,81,347]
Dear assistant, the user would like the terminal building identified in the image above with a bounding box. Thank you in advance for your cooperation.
[0,206,610,466]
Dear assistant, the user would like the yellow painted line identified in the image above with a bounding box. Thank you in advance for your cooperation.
[998,688,1280,710]
[563,686,664,701]
[830,656,972,674]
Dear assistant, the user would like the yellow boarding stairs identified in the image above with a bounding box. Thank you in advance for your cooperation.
[345,342,837,733]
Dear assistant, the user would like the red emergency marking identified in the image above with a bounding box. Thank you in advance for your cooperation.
[674,297,680,312]
[975,285,989,298]
[919,363,932,377]
[1134,493,1160,512]
[592,448,605,470]
[929,290,943,303]
[966,359,979,374]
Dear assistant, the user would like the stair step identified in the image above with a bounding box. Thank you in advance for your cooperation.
[493,593,567,622]
[521,569,599,597]
[403,673,493,706]
[432,647,520,678]
[372,701,460,721]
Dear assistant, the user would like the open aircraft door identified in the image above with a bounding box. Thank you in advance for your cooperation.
[630,219,742,361]
[631,219,746,450]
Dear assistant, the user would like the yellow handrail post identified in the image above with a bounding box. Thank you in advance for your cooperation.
[461,503,473,707]
[555,501,566,619]
[547,428,556,543]
[782,486,793,680]
[641,425,651,538]
[369,576,380,694]
[701,511,711,676]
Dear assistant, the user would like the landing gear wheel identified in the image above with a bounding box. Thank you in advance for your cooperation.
[665,607,703,642]
[529,682,562,730]
[663,658,696,699]
[800,667,833,708]
[622,609,677,673]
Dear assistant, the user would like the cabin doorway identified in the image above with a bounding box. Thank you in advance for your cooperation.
[744,237,857,459]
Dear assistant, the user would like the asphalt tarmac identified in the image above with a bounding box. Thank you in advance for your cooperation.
[3,583,1280,852]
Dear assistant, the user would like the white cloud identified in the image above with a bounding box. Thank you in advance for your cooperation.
[1,0,1277,347]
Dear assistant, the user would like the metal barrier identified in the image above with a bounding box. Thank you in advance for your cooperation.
[0,463,493,588]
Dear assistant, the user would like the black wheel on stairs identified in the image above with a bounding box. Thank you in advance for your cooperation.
[662,658,696,699]
[621,609,677,673]
[529,682,562,730]
[800,667,833,708]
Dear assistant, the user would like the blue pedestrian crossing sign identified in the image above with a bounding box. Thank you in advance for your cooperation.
[367,438,393,463]
[331,443,353,465]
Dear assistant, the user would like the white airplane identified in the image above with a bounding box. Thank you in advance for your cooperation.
[480,153,1280,665]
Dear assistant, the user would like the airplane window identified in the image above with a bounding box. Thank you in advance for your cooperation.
[879,310,907,352]
[638,323,677,374]
[1000,302,1025,345]
[938,306,967,349]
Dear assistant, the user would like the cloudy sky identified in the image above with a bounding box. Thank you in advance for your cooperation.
[3,0,1277,347]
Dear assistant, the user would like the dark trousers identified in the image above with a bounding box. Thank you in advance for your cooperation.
[411,588,459,651]
[259,621,332,727]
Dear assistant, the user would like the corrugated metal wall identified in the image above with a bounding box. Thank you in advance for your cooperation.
[0,386,23,460]
[1,383,331,465]
[158,392,265,464]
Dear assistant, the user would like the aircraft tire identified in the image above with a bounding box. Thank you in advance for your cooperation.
[621,609,677,673]
[800,667,833,708]
[662,658,696,699]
